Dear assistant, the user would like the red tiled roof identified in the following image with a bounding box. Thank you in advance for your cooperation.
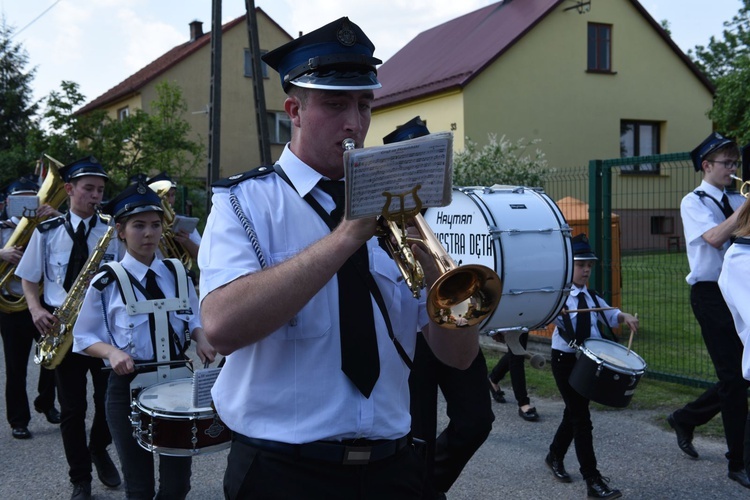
[373,0,713,110]
[76,8,290,115]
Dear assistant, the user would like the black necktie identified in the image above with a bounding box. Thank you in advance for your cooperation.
[145,269,179,360]
[317,181,380,397]
[721,193,734,219]
[575,292,591,345]
[64,221,89,291]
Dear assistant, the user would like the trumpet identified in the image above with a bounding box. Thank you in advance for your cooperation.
[342,139,502,329]
[730,175,750,198]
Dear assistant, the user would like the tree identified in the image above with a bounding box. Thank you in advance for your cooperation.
[0,20,42,182]
[687,1,750,142]
[452,134,550,188]
[42,80,205,194]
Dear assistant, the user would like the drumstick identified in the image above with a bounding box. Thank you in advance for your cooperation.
[562,306,618,314]
[626,313,638,355]
[101,359,190,371]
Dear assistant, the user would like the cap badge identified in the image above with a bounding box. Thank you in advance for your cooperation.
[136,185,147,194]
[337,21,356,47]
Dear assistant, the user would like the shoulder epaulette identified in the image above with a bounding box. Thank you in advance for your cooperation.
[38,215,65,233]
[211,166,276,188]
[91,267,117,291]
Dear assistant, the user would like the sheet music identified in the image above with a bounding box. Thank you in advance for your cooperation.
[191,367,221,408]
[344,132,453,220]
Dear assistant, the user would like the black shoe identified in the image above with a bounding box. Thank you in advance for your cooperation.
[35,405,61,424]
[519,406,539,422]
[91,449,121,488]
[11,426,31,439]
[70,481,91,500]
[728,470,750,489]
[545,452,571,483]
[489,379,506,403]
[585,475,622,499]
[667,413,698,458]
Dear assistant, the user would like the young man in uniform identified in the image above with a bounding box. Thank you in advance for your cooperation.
[16,157,122,500]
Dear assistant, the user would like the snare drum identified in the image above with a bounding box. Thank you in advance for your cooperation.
[568,338,647,408]
[131,378,230,456]
[424,186,572,333]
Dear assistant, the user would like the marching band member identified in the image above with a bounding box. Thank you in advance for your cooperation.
[146,172,201,261]
[545,234,638,499]
[669,132,750,489]
[718,197,750,486]
[15,157,121,500]
[72,182,215,500]
[199,17,479,499]
[0,175,60,439]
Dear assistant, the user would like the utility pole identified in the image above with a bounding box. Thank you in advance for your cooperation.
[207,0,222,212]
[245,0,272,165]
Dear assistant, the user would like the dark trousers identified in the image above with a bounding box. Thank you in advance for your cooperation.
[549,349,599,480]
[679,282,749,472]
[409,333,494,497]
[0,308,56,427]
[107,373,191,499]
[223,436,424,499]
[55,351,112,484]
[489,331,531,407]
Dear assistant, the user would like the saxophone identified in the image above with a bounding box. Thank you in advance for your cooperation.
[34,211,116,369]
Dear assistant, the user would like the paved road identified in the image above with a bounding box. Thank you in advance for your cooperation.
[1,342,748,499]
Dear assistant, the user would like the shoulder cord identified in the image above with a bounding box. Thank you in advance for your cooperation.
[272,163,413,370]
[229,185,267,269]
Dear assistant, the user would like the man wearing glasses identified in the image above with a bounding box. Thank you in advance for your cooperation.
[668,132,750,489]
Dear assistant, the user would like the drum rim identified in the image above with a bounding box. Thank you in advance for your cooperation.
[580,338,646,373]
[135,378,215,415]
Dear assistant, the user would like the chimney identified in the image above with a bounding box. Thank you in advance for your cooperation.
[190,21,204,42]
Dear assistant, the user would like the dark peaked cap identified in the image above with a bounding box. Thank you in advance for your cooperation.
[690,132,736,172]
[262,17,381,92]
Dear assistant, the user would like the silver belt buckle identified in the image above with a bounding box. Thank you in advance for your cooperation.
[343,446,372,465]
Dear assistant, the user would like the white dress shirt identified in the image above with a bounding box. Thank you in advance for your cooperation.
[199,145,427,443]
[718,241,750,380]
[551,285,621,353]
[681,180,745,284]
[15,212,120,307]
[73,251,201,362]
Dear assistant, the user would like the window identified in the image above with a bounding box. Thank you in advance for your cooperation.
[117,106,129,121]
[244,49,269,78]
[587,23,612,72]
[620,120,660,174]
[650,216,674,235]
[267,111,291,144]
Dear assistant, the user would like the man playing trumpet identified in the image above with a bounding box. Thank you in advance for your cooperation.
[199,17,479,499]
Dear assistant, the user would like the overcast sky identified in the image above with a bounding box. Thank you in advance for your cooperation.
[1,0,744,106]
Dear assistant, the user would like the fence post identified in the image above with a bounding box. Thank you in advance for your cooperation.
[588,159,603,293]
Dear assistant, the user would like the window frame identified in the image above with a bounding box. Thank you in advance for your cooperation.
[267,111,291,144]
[244,49,269,78]
[620,120,661,175]
[587,23,613,73]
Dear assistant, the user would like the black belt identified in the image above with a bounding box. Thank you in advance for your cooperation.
[233,433,411,465]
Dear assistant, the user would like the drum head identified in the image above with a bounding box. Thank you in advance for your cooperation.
[583,338,646,371]
[137,378,211,415]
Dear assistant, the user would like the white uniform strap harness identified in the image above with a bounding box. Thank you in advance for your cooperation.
[103,258,192,385]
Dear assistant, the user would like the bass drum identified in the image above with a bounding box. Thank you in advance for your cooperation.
[424,186,572,333]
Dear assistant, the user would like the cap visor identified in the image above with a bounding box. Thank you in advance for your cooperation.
[291,70,381,90]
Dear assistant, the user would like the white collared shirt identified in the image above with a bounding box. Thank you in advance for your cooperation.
[718,241,750,380]
[15,212,120,307]
[681,180,745,284]
[199,145,427,443]
[73,252,201,361]
[551,285,620,353]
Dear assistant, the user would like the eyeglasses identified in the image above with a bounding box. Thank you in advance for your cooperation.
[710,159,741,169]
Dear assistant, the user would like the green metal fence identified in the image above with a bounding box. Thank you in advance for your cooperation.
[539,152,716,387]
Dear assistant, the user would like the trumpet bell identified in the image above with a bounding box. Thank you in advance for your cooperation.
[427,264,502,328]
